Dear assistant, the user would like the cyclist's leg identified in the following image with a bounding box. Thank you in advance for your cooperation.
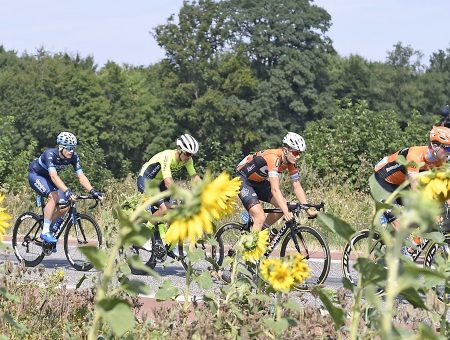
[238,178,265,231]
[251,180,282,227]
[369,174,400,228]
[369,174,418,257]
[28,171,57,242]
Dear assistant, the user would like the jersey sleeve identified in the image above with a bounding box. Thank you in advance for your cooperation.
[267,154,281,177]
[185,158,197,177]
[46,151,57,173]
[161,152,173,179]
[72,154,83,174]
[287,163,299,181]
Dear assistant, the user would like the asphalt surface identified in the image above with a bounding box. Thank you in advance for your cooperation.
[0,240,344,300]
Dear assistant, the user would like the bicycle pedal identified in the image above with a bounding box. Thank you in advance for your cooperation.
[44,248,53,256]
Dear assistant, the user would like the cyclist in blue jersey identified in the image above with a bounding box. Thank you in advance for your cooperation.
[28,132,104,244]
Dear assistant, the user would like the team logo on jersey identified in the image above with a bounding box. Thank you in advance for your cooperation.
[246,164,255,172]
[241,187,250,197]
[275,158,280,167]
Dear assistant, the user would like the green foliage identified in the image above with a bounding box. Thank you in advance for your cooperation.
[304,101,433,190]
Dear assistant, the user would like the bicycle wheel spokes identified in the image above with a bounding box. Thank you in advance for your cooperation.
[342,230,385,286]
[64,214,102,271]
[280,226,330,290]
[12,213,44,267]
[215,222,245,282]
[179,239,216,274]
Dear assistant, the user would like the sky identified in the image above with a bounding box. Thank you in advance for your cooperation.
[1,0,449,67]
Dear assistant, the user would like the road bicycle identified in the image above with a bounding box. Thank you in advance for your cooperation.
[341,207,450,304]
[213,202,330,291]
[12,195,103,271]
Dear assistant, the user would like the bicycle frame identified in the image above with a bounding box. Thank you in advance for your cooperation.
[38,195,98,244]
[244,202,325,258]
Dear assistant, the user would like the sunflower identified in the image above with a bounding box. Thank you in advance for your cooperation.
[267,263,295,293]
[0,194,12,240]
[289,254,311,284]
[241,229,269,263]
[259,258,279,281]
[418,170,450,202]
[201,172,241,220]
[165,207,213,245]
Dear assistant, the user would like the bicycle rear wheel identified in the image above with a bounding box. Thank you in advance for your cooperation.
[341,230,385,286]
[178,237,218,275]
[64,213,102,271]
[12,212,45,267]
[280,226,331,291]
[424,234,450,305]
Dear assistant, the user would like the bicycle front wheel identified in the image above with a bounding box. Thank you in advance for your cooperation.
[280,226,331,291]
[424,234,450,305]
[214,222,247,281]
[341,230,385,287]
[12,212,45,267]
[128,236,157,275]
[64,213,102,271]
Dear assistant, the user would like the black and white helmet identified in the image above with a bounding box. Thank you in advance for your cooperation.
[176,134,199,154]
[282,132,306,152]
[57,132,77,146]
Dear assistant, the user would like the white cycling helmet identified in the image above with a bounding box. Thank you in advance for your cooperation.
[57,132,77,146]
[282,132,306,152]
[176,134,199,154]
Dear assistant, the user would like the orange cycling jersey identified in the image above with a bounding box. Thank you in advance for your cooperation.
[374,146,444,185]
[236,148,299,182]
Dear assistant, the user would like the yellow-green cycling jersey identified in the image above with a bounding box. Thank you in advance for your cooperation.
[138,149,196,181]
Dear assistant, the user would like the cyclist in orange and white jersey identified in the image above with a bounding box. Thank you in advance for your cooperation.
[370,126,450,257]
[370,126,450,206]
[235,132,317,232]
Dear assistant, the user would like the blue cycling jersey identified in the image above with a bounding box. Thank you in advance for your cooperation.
[29,148,83,176]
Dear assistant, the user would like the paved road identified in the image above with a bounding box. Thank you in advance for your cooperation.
[0,240,344,299]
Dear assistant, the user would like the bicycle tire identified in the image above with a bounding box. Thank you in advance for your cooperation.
[424,233,450,305]
[341,229,385,286]
[64,213,102,271]
[280,225,331,291]
[12,212,45,267]
[128,235,157,275]
[178,237,219,274]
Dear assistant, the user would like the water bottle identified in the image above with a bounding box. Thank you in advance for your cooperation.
[36,195,42,208]
[240,211,250,224]
[51,217,64,233]
[379,214,388,225]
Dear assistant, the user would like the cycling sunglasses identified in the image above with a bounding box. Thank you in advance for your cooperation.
[183,151,192,157]
[63,145,76,152]
[288,149,302,157]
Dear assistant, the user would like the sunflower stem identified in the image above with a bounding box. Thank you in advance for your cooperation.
[275,293,282,321]
[184,260,191,312]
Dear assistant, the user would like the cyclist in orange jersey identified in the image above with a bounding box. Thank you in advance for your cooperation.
[370,126,450,256]
[235,132,317,232]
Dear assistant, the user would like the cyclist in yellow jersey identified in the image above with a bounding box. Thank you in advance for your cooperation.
[137,134,201,260]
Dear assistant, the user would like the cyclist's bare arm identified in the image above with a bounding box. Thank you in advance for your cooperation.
[191,174,201,183]
[164,176,174,189]
[292,179,317,217]
[78,172,94,192]
[268,176,293,221]
[49,171,69,193]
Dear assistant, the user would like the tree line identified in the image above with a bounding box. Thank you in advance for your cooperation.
[0,0,449,192]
